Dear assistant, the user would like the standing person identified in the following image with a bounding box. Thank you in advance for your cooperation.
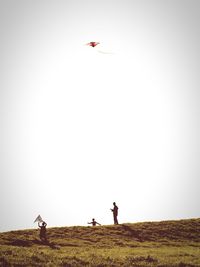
[111,202,119,224]
[38,221,47,242]
[87,218,101,226]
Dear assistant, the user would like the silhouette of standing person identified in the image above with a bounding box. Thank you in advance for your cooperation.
[111,202,119,224]
[87,218,101,226]
[38,221,47,242]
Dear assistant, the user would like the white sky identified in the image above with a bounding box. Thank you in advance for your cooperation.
[0,0,200,231]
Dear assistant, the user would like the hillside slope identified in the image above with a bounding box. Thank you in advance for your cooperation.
[0,218,200,266]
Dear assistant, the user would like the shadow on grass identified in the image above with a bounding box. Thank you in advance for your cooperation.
[9,239,60,249]
[9,239,31,247]
[121,224,143,241]
[32,239,60,249]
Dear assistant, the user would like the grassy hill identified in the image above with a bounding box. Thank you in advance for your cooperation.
[0,218,200,266]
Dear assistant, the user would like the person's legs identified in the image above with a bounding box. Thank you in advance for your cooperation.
[40,233,47,242]
[114,215,118,224]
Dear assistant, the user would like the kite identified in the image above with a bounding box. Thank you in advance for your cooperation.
[86,41,100,47]
[86,41,114,54]
[34,215,43,223]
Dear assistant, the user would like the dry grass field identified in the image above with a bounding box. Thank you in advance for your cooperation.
[0,218,200,266]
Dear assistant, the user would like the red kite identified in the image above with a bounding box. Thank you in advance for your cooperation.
[86,42,100,47]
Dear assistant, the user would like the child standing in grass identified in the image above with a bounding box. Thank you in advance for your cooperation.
[87,218,101,226]
[38,221,47,242]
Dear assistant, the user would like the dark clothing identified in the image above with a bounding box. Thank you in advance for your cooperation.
[111,204,119,224]
[88,219,101,226]
[39,226,46,239]
[38,222,47,241]
[113,205,118,216]
[91,221,98,226]
[113,214,118,225]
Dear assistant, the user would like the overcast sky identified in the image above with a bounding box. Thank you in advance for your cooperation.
[0,0,200,232]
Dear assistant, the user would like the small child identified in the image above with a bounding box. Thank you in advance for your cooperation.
[87,218,101,226]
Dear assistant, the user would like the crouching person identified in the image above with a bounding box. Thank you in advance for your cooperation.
[87,218,101,226]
